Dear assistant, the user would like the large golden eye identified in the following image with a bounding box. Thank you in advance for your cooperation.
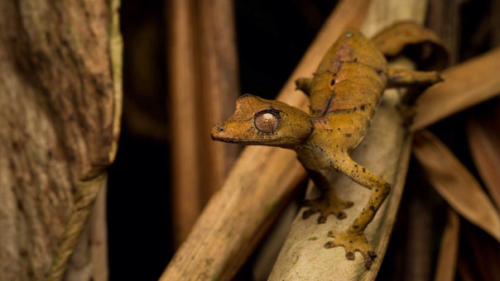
[254,110,280,133]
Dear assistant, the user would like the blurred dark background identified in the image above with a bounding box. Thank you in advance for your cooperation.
[107,0,499,280]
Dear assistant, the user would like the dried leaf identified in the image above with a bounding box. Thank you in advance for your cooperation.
[372,20,449,70]
[434,207,460,281]
[413,130,500,242]
[461,222,500,280]
[411,48,500,131]
[467,108,500,209]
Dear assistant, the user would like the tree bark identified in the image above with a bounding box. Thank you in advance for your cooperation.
[0,0,122,280]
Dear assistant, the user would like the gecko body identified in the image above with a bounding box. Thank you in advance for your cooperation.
[211,23,443,269]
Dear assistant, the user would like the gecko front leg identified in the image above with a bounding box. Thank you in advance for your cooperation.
[324,154,391,269]
[295,77,313,96]
[302,169,354,223]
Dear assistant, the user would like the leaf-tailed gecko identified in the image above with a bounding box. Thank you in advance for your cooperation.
[211,22,443,269]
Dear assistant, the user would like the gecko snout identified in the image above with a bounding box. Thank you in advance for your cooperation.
[211,123,227,141]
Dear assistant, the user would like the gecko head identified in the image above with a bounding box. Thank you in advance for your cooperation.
[211,94,314,149]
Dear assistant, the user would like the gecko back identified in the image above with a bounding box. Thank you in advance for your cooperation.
[309,30,388,121]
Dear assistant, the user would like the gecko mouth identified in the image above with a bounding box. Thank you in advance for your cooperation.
[211,124,283,145]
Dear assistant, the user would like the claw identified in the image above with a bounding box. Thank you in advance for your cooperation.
[365,259,373,269]
[337,211,346,220]
[324,241,335,248]
[346,252,355,260]
[302,209,315,219]
[318,215,327,224]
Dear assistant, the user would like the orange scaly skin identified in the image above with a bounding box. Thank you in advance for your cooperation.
[211,24,443,269]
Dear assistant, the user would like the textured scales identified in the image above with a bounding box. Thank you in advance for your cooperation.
[211,22,443,269]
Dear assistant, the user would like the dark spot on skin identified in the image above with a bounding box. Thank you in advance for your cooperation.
[376,197,379,200]
[330,79,336,86]
[360,105,366,111]
[370,206,375,211]
[362,168,366,172]
[341,149,344,152]
[337,128,340,131]
[354,164,358,167]
[345,134,351,138]
[354,58,358,62]
[47,150,53,159]
[349,241,353,243]
[375,189,379,192]
[336,145,339,148]
[353,225,359,230]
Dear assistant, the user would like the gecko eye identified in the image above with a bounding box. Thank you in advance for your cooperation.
[254,110,280,133]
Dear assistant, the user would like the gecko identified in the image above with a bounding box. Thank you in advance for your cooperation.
[211,22,443,269]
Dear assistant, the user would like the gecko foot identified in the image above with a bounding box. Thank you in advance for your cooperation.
[302,194,353,223]
[324,230,377,269]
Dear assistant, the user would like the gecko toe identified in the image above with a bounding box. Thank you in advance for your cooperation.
[337,211,347,220]
[324,241,335,248]
[317,215,327,224]
[346,252,355,260]
[365,259,373,269]
[302,209,315,219]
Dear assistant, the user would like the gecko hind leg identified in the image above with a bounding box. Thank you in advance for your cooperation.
[387,67,443,88]
[324,154,391,269]
[302,169,354,224]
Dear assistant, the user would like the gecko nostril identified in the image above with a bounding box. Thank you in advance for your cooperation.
[218,127,224,132]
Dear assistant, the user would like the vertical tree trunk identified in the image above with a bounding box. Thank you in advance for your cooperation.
[0,0,123,280]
